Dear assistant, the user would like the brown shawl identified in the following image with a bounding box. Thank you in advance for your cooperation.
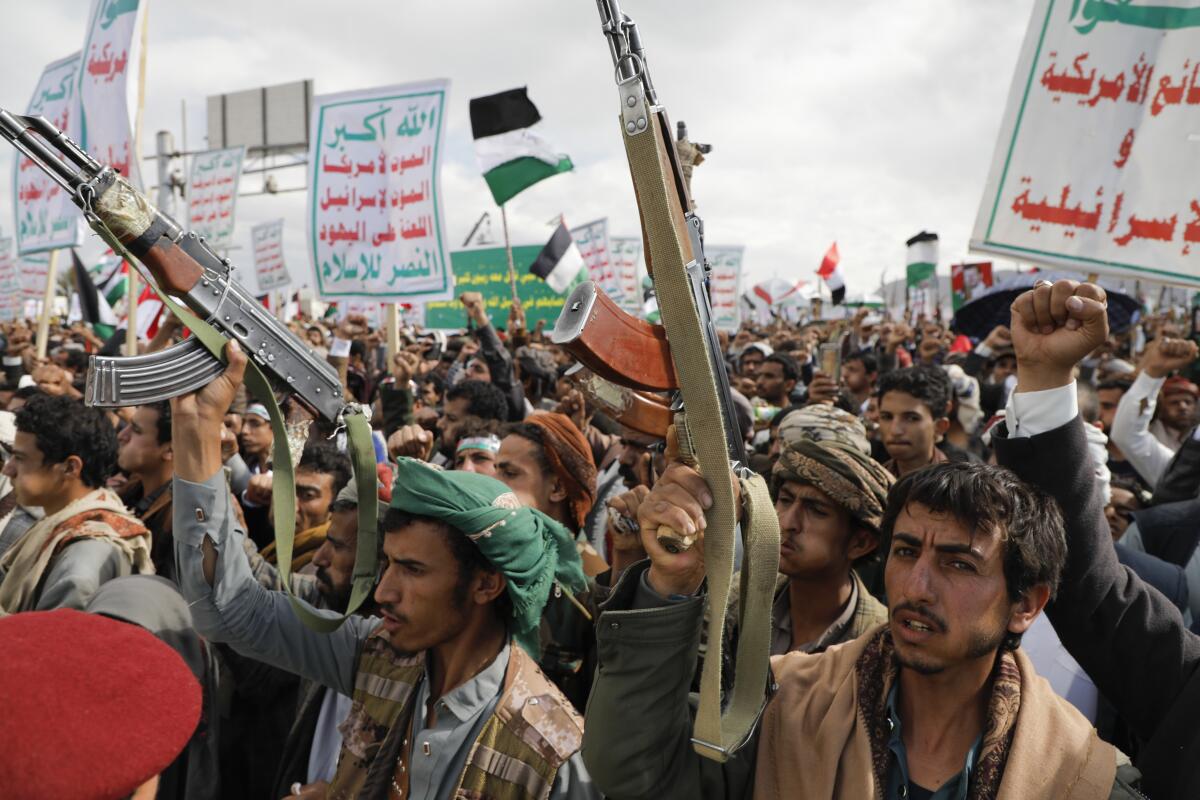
[754,625,1117,799]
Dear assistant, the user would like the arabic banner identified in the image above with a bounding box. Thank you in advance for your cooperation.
[951,262,994,310]
[79,0,147,189]
[17,252,50,300]
[186,146,244,250]
[0,238,21,322]
[251,218,290,292]
[706,245,745,332]
[609,235,643,314]
[424,246,568,330]
[973,0,1200,286]
[308,80,454,302]
[569,218,617,294]
[13,53,84,255]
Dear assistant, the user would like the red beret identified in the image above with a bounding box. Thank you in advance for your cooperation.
[1162,376,1199,398]
[0,609,201,800]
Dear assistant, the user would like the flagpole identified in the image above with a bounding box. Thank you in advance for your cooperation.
[125,0,150,357]
[500,204,518,306]
[35,250,61,360]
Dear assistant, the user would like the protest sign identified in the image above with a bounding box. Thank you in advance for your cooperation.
[187,147,244,251]
[308,80,453,301]
[569,218,615,291]
[424,246,567,330]
[951,261,993,310]
[251,218,290,292]
[706,245,745,332]
[973,0,1200,286]
[13,53,83,254]
[17,253,50,300]
[79,0,147,189]
[609,235,643,314]
[0,238,21,321]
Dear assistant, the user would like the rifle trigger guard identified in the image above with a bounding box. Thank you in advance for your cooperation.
[615,54,649,136]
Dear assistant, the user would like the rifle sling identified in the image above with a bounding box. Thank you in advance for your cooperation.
[622,110,780,762]
[93,225,378,633]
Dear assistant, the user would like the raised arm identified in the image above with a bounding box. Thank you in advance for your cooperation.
[993,280,1200,770]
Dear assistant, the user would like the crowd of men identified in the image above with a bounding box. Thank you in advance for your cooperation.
[2,280,1199,798]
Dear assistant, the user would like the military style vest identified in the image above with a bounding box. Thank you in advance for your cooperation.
[328,630,584,800]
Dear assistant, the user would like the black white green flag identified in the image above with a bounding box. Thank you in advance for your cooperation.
[529,222,587,294]
[470,88,572,207]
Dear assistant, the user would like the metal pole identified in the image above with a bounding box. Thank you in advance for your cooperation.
[155,130,175,216]
[35,250,61,359]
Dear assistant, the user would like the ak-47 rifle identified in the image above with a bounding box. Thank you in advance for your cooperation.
[0,110,378,631]
[552,0,780,762]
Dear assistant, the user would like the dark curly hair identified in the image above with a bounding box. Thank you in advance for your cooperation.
[446,379,509,423]
[15,394,118,488]
[298,441,353,498]
[876,365,952,419]
[879,461,1067,651]
[145,401,172,446]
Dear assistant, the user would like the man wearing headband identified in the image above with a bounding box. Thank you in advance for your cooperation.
[171,342,596,800]
[450,419,503,478]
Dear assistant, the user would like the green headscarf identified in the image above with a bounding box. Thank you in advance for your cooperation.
[388,458,587,656]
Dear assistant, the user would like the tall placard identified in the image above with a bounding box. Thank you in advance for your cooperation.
[973,0,1200,286]
[79,0,148,189]
[186,146,244,251]
[308,80,453,301]
[706,245,745,332]
[13,54,84,254]
[252,218,290,292]
[610,235,643,314]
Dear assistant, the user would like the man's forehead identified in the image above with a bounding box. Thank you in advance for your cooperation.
[895,503,999,552]
[879,391,929,414]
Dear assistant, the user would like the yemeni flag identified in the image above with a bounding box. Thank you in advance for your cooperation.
[470,88,573,207]
[69,250,119,339]
[529,221,588,294]
[816,242,845,305]
[906,231,939,288]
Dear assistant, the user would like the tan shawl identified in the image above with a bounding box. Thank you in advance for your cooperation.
[754,624,1117,800]
[0,488,152,614]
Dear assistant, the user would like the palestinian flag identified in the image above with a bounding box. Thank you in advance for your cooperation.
[69,250,118,339]
[529,221,587,294]
[906,231,939,288]
[642,278,660,324]
[816,242,845,305]
[91,252,128,308]
[470,88,573,207]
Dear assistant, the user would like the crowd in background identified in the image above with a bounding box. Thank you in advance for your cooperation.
[3,281,1200,798]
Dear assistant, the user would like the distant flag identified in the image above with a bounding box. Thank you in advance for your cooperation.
[90,251,128,308]
[469,87,573,207]
[905,231,939,288]
[529,221,588,294]
[69,250,119,339]
[643,278,660,324]
[135,284,165,340]
[751,277,801,307]
[816,242,845,305]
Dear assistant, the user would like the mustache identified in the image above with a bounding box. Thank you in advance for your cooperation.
[891,601,947,633]
[380,604,409,625]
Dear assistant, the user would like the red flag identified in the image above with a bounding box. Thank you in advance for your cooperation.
[817,242,840,279]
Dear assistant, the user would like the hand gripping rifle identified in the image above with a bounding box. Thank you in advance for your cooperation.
[0,110,378,632]
[551,1,781,762]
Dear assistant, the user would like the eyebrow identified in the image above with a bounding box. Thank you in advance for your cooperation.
[892,532,985,559]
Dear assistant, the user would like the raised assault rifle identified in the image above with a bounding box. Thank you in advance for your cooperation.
[0,110,344,422]
[552,0,780,763]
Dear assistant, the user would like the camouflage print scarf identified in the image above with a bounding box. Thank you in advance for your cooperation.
[772,438,894,533]
[856,628,1021,800]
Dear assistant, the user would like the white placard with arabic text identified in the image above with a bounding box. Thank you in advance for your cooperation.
[79,0,146,189]
[252,218,290,292]
[609,236,643,314]
[308,80,453,301]
[569,218,617,297]
[0,239,21,321]
[973,0,1200,286]
[13,53,84,255]
[706,245,745,333]
[17,252,50,301]
[187,147,244,250]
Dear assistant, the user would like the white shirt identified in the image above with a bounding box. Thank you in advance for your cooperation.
[1109,371,1174,489]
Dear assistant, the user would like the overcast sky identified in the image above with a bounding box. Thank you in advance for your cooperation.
[0,0,1037,297]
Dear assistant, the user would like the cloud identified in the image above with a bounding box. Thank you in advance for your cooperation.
[1,0,1037,298]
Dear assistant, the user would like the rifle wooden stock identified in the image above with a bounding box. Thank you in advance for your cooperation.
[134,239,206,296]
[551,280,678,392]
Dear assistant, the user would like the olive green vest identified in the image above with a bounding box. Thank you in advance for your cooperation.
[328,630,583,800]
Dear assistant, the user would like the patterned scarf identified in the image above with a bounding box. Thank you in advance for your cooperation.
[856,628,1021,800]
[772,438,894,533]
[524,412,597,530]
